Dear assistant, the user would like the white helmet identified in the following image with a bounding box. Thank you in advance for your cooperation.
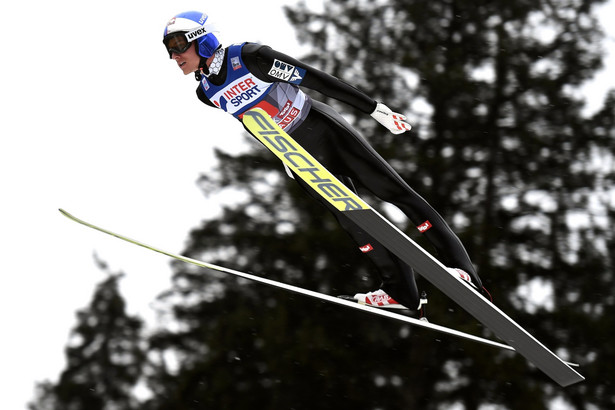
[162,11,220,59]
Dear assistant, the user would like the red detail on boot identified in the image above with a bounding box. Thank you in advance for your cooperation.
[417,220,432,232]
[359,243,374,253]
[365,291,399,307]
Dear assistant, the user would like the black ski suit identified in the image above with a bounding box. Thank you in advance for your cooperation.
[196,42,484,308]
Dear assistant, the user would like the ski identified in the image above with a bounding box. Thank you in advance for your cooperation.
[242,108,584,387]
[59,208,514,351]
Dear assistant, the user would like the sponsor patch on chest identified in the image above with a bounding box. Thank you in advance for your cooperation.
[211,75,269,113]
[267,59,305,84]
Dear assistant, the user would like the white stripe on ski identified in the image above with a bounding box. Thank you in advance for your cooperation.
[59,208,516,352]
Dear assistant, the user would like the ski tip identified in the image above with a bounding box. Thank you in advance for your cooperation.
[59,208,81,223]
[58,208,71,218]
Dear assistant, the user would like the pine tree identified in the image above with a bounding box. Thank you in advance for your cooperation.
[142,145,428,409]
[285,0,615,408]
[30,261,146,410]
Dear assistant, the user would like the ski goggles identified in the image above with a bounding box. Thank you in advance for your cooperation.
[163,23,218,58]
[163,32,192,57]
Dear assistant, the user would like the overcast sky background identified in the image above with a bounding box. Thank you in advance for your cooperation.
[1,1,613,409]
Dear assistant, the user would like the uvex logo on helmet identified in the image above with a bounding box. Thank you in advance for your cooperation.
[186,26,209,41]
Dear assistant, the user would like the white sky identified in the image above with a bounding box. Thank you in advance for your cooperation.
[1,1,613,409]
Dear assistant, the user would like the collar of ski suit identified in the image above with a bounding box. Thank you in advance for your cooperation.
[205,47,226,77]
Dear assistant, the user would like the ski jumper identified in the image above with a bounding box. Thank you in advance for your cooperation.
[197,42,483,308]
